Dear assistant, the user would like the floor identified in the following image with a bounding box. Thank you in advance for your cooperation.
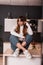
[0,57,3,65]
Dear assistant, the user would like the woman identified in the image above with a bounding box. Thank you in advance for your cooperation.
[9,16,33,59]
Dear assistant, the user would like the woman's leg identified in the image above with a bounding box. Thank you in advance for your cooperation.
[16,43,26,51]
[25,34,33,49]
[9,35,26,51]
[9,35,19,51]
[21,34,33,49]
[21,34,33,59]
[10,35,32,58]
[20,34,33,49]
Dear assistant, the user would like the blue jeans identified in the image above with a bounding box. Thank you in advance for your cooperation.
[9,34,33,51]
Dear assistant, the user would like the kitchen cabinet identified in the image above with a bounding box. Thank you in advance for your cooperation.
[4,19,17,32]
[27,0,41,5]
[10,0,41,5]
[0,0,41,5]
[0,0,10,5]
[11,0,28,5]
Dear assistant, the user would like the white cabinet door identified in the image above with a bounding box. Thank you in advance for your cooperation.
[4,19,17,32]
[11,0,41,5]
[0,0,10,5]
[0,0,41,5]
[11,0,28,5]
[38,20,43,32]
[27,0,41,5]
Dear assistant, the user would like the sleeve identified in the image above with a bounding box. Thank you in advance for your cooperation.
[26,22,33,35]
[10,26,24,38]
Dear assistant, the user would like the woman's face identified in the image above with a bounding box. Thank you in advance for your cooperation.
[18,19,24,26]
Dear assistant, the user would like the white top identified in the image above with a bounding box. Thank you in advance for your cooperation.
[10,22,33,39]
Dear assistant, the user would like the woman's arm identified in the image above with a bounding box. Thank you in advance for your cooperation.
[10,27,24,38]
[26,22,33,35]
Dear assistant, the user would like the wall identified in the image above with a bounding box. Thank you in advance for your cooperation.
[0,5,42,42]
[42,6,43,42]
[42,6,43,18]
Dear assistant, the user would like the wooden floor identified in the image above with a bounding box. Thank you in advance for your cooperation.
[0,57,3,65]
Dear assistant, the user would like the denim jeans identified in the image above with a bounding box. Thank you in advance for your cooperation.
[9,34,33,51]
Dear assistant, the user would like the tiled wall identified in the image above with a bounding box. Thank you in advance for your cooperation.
[0,5,42,42]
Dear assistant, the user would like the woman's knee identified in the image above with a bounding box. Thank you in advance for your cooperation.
[22,42,26,47]
[25,34,33,44]
[9,35,19,46]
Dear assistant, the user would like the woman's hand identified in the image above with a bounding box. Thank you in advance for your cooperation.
[21,36,25,39]
[22,41,26,47]
[19,34,25,38]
